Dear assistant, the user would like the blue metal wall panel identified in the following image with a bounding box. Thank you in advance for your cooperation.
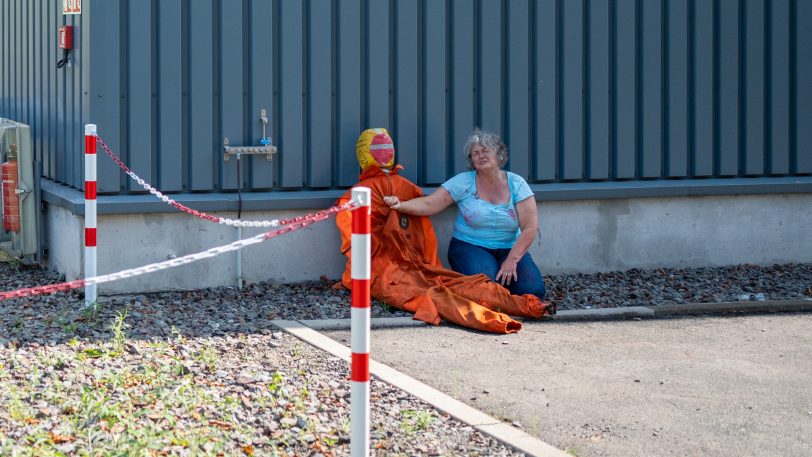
[20,0,28,124]
[278,0,304,189]
[158,0,183,192]
[796,0,812,173]
[744,0,766,176]
[451,0,475,175]
[189,1,215,192]
[560,0,583,180]
[308,0,333,188]
[1,0,810,200]
[394,0,420,183]
[423,0,449,185]
[588,0,610,181]
[666,0,689,178]
[770,0,790,175]
[641,0,662,178]
[506,0,531,179]
[126,0,154,191]
[336,0,362,187]
[1,0,6,118]
[32,0,41,163]
[692,0,714,177]
[249,0,275,190]
[615,0,638,179]
[718,0,740,176]
[45,0,56,178]
[157,0,186,192]
[478,0,503,136]
[365,0,390,128]
[247,1,278,190]
[219,0,244,190]
[534,0,558,181]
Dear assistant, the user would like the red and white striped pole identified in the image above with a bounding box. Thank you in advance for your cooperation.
[84,124,97,307]
[350,186,371,457]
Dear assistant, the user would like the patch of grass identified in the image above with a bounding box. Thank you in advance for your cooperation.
[1,326,339,455]
[565,447,579,456]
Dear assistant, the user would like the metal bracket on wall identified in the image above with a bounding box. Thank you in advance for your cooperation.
[223,138,277,162]
[223,109,276,162]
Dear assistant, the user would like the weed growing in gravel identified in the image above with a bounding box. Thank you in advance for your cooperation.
[5,385,33,422]
[80,301,104,324]
[322,435,339,447]
[195,346,218,372]
[268,370,284,394]
[51,309,75,333]
[527,415,539,436]
[109,309,129,355]
[170,325,185,343]
[400,409,435,435]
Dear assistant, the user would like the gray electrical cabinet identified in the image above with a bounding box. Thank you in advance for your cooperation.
[0,119,40,263]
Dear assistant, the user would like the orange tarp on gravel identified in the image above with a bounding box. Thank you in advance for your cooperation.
[336,165,554,334]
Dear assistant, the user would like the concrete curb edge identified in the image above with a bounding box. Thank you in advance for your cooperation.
[272,319,569,457]
[298,299,812,330]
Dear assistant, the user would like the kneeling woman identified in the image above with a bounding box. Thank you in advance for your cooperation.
[384,129,546,299]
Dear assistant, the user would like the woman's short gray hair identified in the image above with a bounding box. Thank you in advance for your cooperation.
[464,128,508,169]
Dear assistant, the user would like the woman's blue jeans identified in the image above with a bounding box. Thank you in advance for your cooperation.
[447,237,546,299]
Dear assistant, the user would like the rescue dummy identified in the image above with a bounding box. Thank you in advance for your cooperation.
[335,128,555,334]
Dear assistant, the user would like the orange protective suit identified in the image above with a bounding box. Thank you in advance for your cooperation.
[336,164,555,334]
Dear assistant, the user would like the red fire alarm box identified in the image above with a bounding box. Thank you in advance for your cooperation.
[59,25,73,50]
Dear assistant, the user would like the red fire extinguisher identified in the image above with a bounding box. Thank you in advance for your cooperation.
[2,144,20,233]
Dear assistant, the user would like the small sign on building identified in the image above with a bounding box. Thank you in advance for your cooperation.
[63,0,81,15]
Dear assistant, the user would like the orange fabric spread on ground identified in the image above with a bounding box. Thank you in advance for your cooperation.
[336,165,554,334]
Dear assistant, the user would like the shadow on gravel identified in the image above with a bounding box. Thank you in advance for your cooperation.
[0,263,414,349]
[2,261,811,349]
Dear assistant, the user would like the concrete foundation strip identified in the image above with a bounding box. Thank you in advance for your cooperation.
[272,319,569,457]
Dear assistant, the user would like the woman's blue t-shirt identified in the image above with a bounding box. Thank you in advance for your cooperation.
[441,171,534,249]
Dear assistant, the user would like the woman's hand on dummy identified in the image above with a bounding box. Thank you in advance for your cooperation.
[383,196,402,210]
[496,258,519,286]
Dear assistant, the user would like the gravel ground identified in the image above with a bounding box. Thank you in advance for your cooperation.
[1,261,810,455]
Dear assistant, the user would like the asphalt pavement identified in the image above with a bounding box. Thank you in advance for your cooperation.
[278,301,812,457]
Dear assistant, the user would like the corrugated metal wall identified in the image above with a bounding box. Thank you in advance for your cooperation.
[2,0,811,196]
[0,0,87,187]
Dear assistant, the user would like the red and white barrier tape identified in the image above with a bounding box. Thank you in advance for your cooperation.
[96,136,288,228]
[0,199,359,302]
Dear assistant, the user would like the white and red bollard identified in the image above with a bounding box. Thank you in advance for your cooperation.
[350,187,371,457]
[84,124,97,307]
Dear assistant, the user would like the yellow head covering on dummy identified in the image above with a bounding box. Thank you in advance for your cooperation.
[356,128,395,171]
